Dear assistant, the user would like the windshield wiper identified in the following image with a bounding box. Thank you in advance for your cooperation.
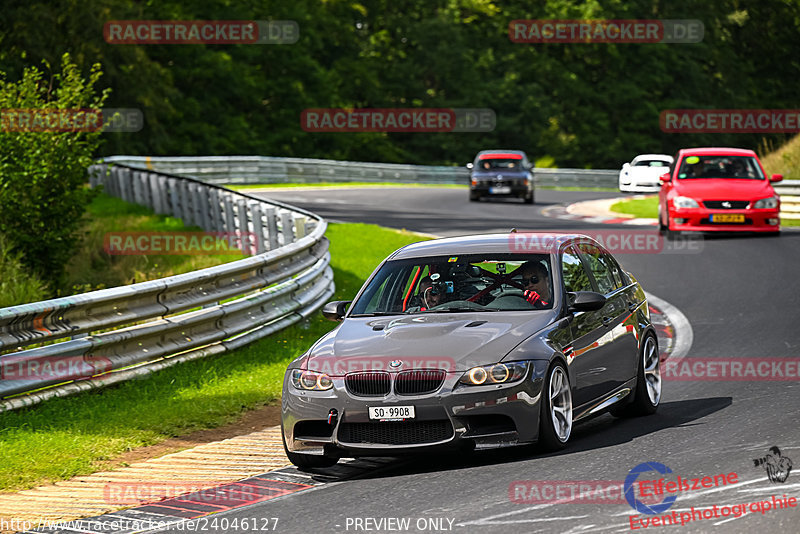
[349,312,401,317]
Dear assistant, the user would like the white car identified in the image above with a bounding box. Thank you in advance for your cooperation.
[619,154,673,193]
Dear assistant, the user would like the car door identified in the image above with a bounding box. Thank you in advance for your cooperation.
[560,244,611,407]
[575,242,637,395]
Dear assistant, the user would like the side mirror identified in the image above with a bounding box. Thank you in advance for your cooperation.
[466,162,474,170]
[659,171,671,184]
[322,300,351,322]
[568,291,607,312]
[622,162,630,170]
[770,173,783,183]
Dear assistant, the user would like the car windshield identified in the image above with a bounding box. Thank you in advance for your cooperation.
[677,155,765,179]
[349,254,554,315]
[633,160,669,167]
[477,158,523,170]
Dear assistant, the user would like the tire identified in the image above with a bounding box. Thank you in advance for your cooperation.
[538,361,573,452]
[524,190,534,204]
[469,192,480,202]
[612,334,661,418]
[282,425,339,469]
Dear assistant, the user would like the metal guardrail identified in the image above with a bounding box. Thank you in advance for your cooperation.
[102,155,621,188]
[0,163,334,410]
[774,180,800,218]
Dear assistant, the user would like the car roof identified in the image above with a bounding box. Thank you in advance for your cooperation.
[678,147,757,157]
[632,154,673,162]
[476,149,528,158]
[389,233,592,260]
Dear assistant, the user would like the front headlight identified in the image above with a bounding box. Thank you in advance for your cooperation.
[672,196,699,209]
[458,362,527,386]
[753,196,778,209]
[291,369,333,391]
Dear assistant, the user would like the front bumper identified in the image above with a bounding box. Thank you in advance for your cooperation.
[668,208,781,232]
[471,181,531,197]
[282,361,548,457]
[620,181,661,193]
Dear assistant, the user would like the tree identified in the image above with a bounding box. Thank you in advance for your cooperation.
[0,53,109,285]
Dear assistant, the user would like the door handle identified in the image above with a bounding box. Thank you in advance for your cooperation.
[602,316,613,327]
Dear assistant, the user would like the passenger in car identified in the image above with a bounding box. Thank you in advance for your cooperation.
[516,261,551,308]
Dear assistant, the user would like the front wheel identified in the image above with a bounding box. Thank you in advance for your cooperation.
[538,362,573,451]
[612,334,661,417]
[469,192,481,202]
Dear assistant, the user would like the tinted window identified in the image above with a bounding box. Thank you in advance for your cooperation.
[576,243,618,294]
[349,253,554,314]
[561,246,592,293]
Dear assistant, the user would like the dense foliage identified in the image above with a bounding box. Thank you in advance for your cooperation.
[0,54,108,285]
[1,0,799,168]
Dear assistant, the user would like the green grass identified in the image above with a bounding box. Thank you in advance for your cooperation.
[0,235,49,308]
[62,194,244,296]
[0,222,431,492]
[761,133,800,180]
[609,196,658,218]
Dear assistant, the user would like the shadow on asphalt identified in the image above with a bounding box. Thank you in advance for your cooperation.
[299,396,732,481]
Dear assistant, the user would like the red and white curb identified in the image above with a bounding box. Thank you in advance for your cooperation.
[542,196,658,226]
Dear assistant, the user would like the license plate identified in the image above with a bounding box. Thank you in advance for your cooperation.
[489,186,511,194]
[369,406,415,420]
[711,214,745,223]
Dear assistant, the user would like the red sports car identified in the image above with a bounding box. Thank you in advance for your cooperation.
[658,148,782,235]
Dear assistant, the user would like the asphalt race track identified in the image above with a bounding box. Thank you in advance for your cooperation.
[170,187,800,533]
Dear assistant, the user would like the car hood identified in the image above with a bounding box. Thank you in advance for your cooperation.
[303,312,555,374]
[629,166,669,179]
[673,179,774,200]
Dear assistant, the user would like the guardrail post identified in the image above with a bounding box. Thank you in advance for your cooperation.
[281,211,294,244]
[179,180,192,225]
[294,216,306,239]
[251,202,266,254]
[222,194,235,233]
[265,207,279,250]
[223,194,236,247]
[166,177,180,218]
[151,174,165,214]
[131,171,143,205]
[191,183,207,230]
[121,167,133,202]
[208,188,221,232]
[237,198,249,253]
[142,171,154,209]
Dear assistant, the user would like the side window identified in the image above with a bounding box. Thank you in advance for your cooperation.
[577,243,617,294]
[561,246,592,293]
